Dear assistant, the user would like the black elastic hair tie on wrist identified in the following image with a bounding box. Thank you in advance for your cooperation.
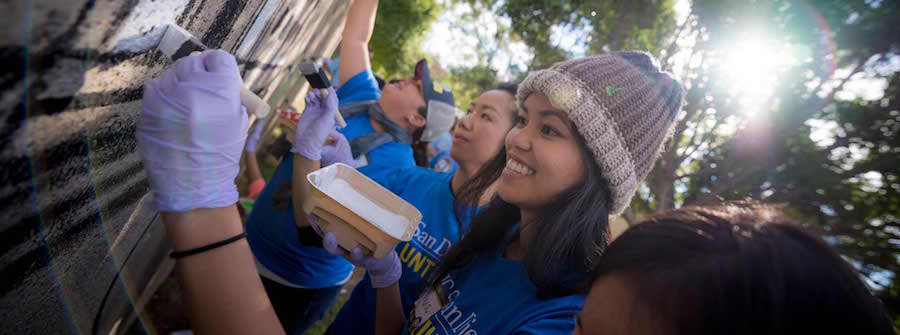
[170,232,247,259]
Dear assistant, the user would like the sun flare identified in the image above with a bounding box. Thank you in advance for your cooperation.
[719,31,796,115]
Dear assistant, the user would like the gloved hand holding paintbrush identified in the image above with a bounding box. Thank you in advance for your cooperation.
[137,50,248,212]
[156,24,270,119]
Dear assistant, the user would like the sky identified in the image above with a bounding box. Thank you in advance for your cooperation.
[422,0,692,78]
[422,0,896,156]
[421,0,892,102]
[421,0,531,80]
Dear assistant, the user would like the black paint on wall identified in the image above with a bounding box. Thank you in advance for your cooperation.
[0,0,347,332]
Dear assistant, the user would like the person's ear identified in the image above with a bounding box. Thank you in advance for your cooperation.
[407,112,426,129]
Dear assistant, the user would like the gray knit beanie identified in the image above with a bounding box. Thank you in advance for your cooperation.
[517,51,684,215]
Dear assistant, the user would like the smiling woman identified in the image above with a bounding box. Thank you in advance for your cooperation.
[394,51,685,335]
[500,99,588,210]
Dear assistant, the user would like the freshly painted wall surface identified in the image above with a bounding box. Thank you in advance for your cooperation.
[0,1,348,333]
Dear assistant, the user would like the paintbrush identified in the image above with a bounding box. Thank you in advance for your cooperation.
[299,61,346,128]
[156,24,271,119]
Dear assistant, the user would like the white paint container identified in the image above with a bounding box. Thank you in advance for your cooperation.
[305,163,422,258]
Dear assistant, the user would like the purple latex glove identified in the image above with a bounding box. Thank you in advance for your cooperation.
[136,50,248,212]
[244,115,264,152]
[292,87,338,160]
[324,232,401,288]
[320,130,354,167]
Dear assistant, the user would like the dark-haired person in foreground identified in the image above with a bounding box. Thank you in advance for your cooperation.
[574,202,896,335]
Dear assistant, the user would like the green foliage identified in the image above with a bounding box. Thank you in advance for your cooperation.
[497,0,677,69]
[654,0,900,323]
[879,279,900,331]
[369,0,443,79]
[439,0,678,110]
[444,64,499,108]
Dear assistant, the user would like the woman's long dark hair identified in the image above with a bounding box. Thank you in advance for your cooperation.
[431,124,613,298]
[451,83,519,224]
[592,202,895,334]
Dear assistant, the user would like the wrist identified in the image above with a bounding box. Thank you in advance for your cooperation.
[291,145,322,161]
[369,251,402,288]
[161,206,244,252]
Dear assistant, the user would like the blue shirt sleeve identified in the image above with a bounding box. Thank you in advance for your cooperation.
[358,157,414,192]
[337,69,381,105]
[512,316,578,334]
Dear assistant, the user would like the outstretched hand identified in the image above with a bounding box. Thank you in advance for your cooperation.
[292,87,338,160]
[323,232,401,288]
[321,130,354,167]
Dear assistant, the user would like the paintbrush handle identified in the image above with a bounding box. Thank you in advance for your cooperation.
[240,87,270,119]
[320,88,347,128]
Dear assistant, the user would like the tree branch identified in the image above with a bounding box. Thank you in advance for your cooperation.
[821,59,868,105]
[661,11,694,68]
[677,111,722,166]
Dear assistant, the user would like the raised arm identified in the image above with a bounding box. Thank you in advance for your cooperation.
[375,284,407,335]
[338,0,378,87]
[163,208,283,334]
[292,155,321,227]
[244,119,266,198]
[136,50,283,334]
[322,233,405,334]
[289,87,341,228]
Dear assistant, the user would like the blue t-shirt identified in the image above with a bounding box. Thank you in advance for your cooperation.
[245,154,354,287]
[327,169,470,334]
[336,68,379,106]
[246,69,416,288]
[403,252,584,335]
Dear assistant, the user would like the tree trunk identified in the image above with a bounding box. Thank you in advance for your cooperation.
[650,173,676,211]
[647,138,681,212]
[610,0,632,50]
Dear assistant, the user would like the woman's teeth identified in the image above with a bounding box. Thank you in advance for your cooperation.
[506,159,535,176]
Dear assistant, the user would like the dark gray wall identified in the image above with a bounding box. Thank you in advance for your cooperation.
[0,0,348,333]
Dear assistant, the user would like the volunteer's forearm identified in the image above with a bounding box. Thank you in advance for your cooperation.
[245,153,263,182]
[342,0,378,45]
[162,207,284,335]
[338,0,378,86]
[292,154,322,228]
[375,283,406,335]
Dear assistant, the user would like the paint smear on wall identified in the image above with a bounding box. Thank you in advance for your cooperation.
[236,0,280,58]
[110,0,190,53]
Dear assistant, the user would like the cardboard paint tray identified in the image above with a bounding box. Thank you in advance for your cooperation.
[305,163,422,258]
